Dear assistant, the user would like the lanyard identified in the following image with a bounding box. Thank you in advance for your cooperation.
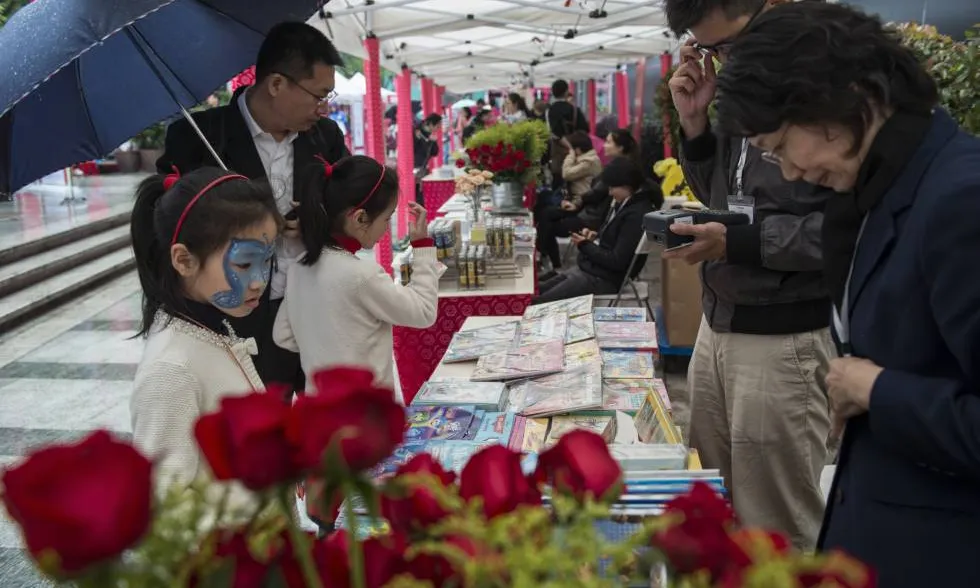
[831,215,870,357]
[734,139,749,197]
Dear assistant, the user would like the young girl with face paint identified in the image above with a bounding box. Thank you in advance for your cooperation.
[273,155,438,402]
[129,166,282,492]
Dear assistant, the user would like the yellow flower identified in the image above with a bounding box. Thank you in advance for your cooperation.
[653,157,679,178]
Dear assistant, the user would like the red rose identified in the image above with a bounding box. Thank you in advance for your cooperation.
[651,482,748,579]
[407,535,479,587]
[533,430,622,502]
[382,453,457,532]
[288,367,406,473]
[1,431,152,576]
[315,530,406,588]
[209,531,270,588]
[459,444,540,519]
[455,158,466,168]
[194,391,300,490]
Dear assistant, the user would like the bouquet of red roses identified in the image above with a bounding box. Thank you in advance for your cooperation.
[464,142,531,184]
[0,367,874,588]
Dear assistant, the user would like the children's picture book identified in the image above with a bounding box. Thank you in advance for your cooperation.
[593,307,648,322]
[413,378,508,411]
[602,379,654,412]
[596,322,659,350]
[608,443,689,471]
[601,350,655,379]
[471,340,565,381]
[512,365,604,417]
[633,391,681,445]
[563,339,603,369]
[369,442,429,480]
[652,378,672,412]
[442,320,520,363]
[517,314,569,346]
[565,313,596,344]
[521,417,550,453]
[404,406,480,443]
[468,411,519,444]
[545,415,613,447]
[522,294,594,320]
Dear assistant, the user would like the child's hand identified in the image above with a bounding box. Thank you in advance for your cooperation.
[408,202,429,242]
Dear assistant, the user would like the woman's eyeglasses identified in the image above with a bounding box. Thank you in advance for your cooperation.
[276,72,337,105]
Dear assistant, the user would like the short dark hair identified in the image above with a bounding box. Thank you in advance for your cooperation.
[255,22,344,83]
[601,157,644,190]
[567,131,593,153]
[715,2,938,153]
[664,0,762,36]
[299,156,399,265]
[606,128,638,157]
[423,113,443,127]
[551,80,569,99]
[131,168,281,337]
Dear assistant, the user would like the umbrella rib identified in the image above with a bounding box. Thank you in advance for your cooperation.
[73,58,104,158]
[198,3,266,37]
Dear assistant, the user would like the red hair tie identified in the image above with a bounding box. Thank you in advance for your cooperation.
[162,165,181,190]
[170,174,248,246]
[316,154,334,179]
[350,162,387,213]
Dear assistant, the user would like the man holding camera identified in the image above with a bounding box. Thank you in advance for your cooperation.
[662,0,834,551]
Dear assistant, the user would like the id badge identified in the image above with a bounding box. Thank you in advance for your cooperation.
[727,194,755,224]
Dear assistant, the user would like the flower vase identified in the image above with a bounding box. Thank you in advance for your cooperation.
[491,181,524,210]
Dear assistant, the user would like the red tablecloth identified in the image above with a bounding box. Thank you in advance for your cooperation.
[393,293,532,404]
[422,178,456,219]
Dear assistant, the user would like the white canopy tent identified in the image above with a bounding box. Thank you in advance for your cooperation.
[308,0,676,93]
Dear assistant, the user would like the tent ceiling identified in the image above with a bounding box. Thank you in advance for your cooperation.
[311,0,674,93]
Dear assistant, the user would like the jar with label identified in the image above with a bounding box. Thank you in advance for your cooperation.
[475,245,488,290]
[457,245,468,290]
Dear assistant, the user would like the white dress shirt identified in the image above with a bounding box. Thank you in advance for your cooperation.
[237,92,301,300]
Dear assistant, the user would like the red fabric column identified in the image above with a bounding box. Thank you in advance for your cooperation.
[420,78,433,121]
[660,52,674,158]
[586,79,597,136]
[363,36,384,163]
[396,68,414,238]
[615,69,630,129]
[568,80,576,101]
[632,57,647,141]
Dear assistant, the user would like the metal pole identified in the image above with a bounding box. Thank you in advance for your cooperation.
[124,28,228,170]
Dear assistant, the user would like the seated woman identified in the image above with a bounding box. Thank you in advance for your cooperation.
[501,92,531,124]
[535,157,655,303]
[535,131,602,270]
[715,3,980,586]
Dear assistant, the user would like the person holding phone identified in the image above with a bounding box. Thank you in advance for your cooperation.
[661,0,837,551]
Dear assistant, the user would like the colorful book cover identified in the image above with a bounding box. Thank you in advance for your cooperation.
[600,350,655,379]
[633,392,681,445]
[522,294,594,320]
[469,411,518,443]
[608,444,689,471]
[565,314,596,344]
[545,415,613,447]
[508,415,528,450]
[471,340,565,382]
[653,378,672,412]
[404,406,479,442]
[513,365,604,417]
[442,320,520,363]
[521,418,550,453]
[369,442,429,480]
[596,322,659,350]
[602,379,655,412]
[563,339,603,369]
[517,314,569,346]
[413,378,508,410]
[593,307,648,322]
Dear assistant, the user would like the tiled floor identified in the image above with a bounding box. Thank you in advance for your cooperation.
[0,272,142,586]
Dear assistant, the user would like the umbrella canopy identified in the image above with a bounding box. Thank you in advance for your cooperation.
[451,98,477,110]
[0,0,322,193]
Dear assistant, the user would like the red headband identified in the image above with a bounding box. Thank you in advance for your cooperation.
[315,155,387,214]
[170,174,248,246]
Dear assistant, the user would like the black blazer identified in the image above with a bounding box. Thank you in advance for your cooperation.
[156,87,349,194]
[575,190,654,285]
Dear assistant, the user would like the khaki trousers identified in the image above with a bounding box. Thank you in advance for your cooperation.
[686,317,833,551]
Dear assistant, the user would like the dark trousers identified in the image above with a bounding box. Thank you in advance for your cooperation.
[225,288,304,402]
[534,267,620,304]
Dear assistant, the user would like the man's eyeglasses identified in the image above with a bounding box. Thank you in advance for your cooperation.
[693,0,767,57]
[760,151,782,166]
[276,71,337,105]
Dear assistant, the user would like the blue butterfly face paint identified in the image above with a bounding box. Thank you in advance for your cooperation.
[210,238,275,310]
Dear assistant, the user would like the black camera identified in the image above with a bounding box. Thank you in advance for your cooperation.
[643,209,750,249]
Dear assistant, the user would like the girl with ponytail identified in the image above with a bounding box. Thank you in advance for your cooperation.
[273,155,438,401]
[130,166,281,492]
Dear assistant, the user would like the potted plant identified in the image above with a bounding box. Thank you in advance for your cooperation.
[134,122,167,173]
[463,120,548,209]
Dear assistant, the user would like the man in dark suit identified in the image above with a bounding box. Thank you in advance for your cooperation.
[157,21,349,395]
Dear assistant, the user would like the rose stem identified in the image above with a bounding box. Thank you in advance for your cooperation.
[278,490,324,588]
[343,484,368,588]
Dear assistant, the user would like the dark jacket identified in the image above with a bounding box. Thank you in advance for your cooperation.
[546,100,588,139]
[681,128,832,335]
[413,126,438,169]
[576,189,655,285]
[156,87,348,182]
[819,110,980,588]
[579,177,663,230]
